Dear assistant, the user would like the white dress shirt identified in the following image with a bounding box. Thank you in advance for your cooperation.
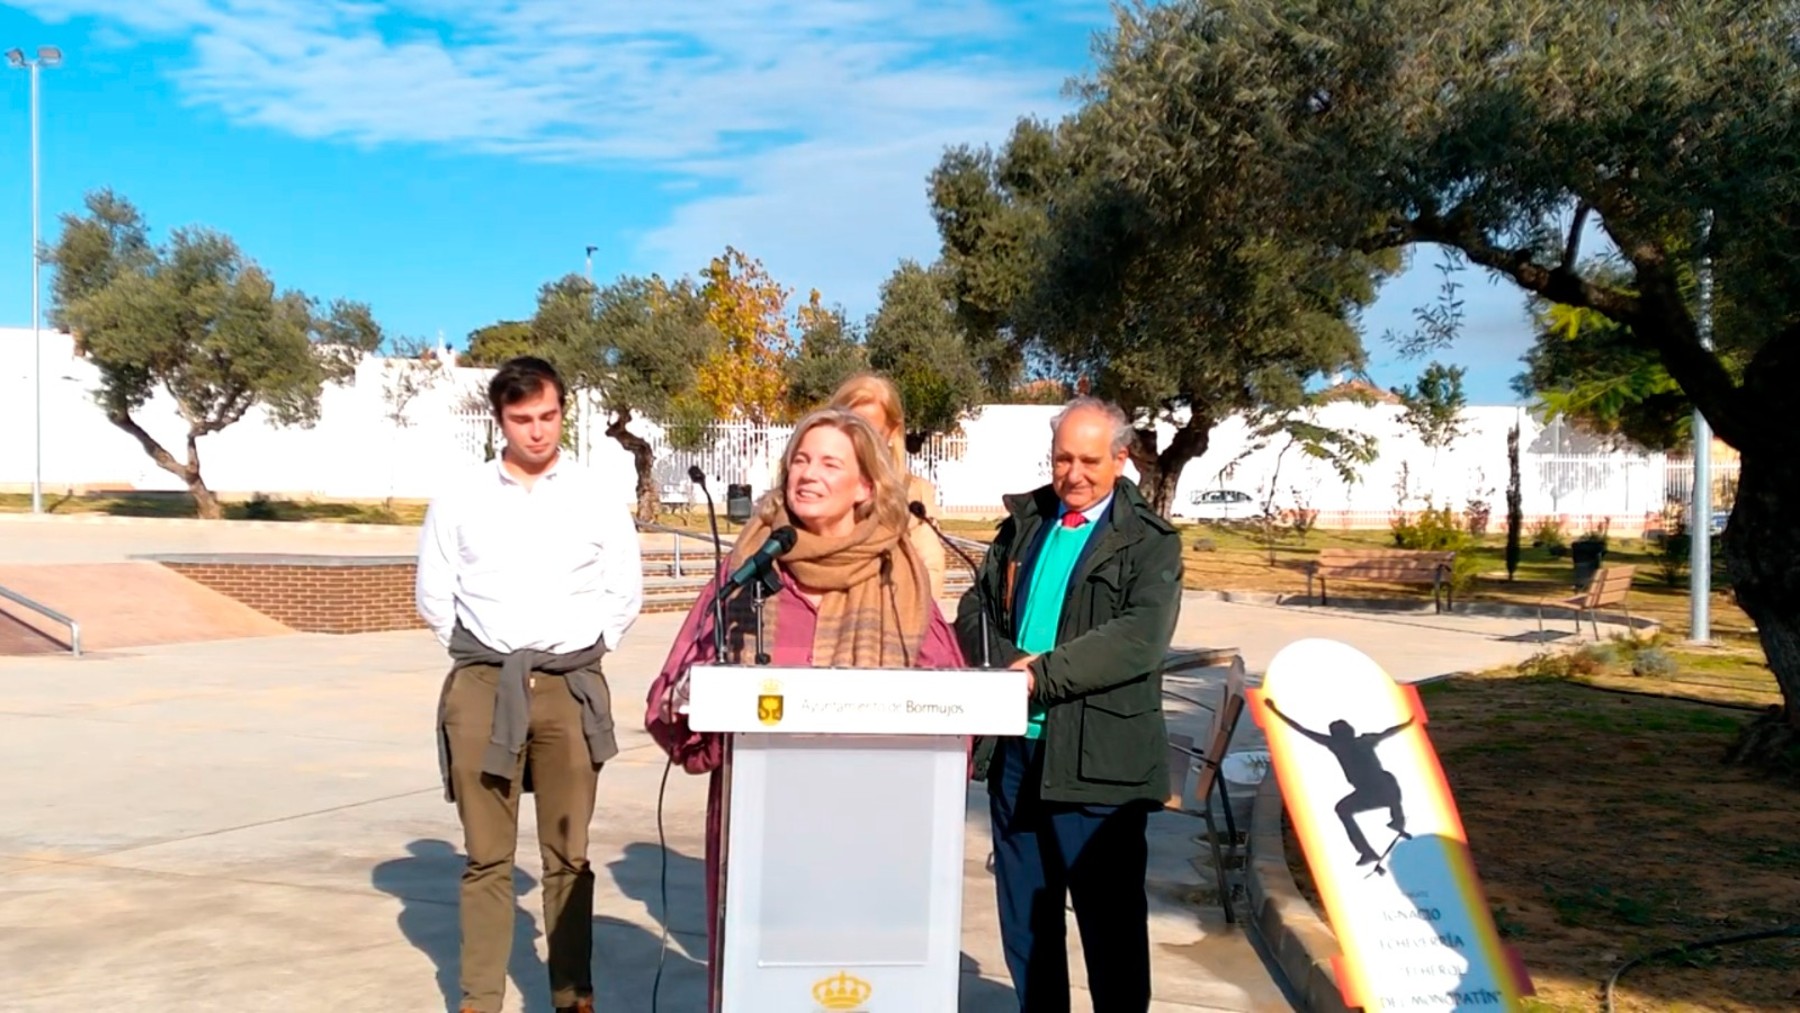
[415,453,644,655]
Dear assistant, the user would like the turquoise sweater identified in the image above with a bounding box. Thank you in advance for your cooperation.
[1014,516,1099,738]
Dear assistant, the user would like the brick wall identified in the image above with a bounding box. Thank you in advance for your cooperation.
[150,554,428,635]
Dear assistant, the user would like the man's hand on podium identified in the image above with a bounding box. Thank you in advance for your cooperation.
[1009,653,1038,693]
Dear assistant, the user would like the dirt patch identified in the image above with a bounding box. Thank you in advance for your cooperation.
[1283,671,1800,1011]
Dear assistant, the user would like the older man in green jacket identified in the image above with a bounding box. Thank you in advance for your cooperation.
[957,397,1184,1012]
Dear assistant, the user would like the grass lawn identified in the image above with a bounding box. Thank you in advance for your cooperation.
[1173,520,1758,644]
[1283,669,1800,1012]
[0,490,429,526]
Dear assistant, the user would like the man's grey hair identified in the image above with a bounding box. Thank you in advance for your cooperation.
[1050,396,1134,456]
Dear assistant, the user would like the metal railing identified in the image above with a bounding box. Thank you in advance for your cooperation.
[636,520,725,580]
[636,518,987,581]
[0,583,81,656]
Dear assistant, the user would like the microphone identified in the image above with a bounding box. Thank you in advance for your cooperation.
[910,500,992,668]
[689,466,727,662]
[715,526,797,602]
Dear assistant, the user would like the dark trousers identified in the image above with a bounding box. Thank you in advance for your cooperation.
[989,736,1151,1012]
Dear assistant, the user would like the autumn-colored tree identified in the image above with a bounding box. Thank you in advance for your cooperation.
[693,246,793,423]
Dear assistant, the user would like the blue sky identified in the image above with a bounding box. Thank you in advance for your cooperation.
[0,0,1537,404]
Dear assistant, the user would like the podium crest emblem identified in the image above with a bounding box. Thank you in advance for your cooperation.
[757,678,784,726]
[811,970,872,1010]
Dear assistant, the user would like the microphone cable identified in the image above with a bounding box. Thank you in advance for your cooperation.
[650,751,674,1013]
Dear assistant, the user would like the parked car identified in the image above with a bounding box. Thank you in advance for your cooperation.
[1175,488,1257,521]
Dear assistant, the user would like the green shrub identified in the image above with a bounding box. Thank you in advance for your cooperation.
[1630,648,1680,679]
[1392,502,1482,593]
[1531,517,1567,554]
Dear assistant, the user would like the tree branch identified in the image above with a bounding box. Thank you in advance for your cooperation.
[1404,211,1641,320]
[106,409,193,480]
[1561,203,1590,270]
[1398,209,1756,453]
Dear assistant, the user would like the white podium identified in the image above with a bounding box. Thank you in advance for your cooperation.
[686,664,1028,1013]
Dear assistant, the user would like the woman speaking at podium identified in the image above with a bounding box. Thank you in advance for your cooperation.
[644,407,966,1000]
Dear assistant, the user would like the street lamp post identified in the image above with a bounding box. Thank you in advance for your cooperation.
[585,244,597,283]
[7,45,60,515]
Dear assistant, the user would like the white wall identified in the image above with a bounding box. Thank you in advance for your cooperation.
[0,326,1701,530]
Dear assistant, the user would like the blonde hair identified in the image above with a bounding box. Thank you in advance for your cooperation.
[762,407,910,535]
[828,372,908,469]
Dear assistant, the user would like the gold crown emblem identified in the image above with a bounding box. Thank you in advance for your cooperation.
[761,678,782,694]
[811,970,872,1010]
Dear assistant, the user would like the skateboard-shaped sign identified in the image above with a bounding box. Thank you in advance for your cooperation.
[1249,638,1533,1012]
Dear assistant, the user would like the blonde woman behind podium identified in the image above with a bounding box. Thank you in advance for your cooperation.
[643,407,966,1006]
[828,372,948,600]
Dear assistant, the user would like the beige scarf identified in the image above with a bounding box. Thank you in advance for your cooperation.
[724,500,933,668]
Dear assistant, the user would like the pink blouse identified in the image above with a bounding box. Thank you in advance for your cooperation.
[644,567,969,772]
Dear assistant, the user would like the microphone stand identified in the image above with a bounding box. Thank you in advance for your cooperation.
[750,571,773,665]
[911,501,993,668]
[689,466,727,661]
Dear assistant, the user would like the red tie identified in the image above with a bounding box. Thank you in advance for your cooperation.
[1061,511,1088,529]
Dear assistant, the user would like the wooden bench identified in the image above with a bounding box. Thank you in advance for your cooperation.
[1538,564,1638,640]
[1163,650,1250,924]
[1306,548,1456,613]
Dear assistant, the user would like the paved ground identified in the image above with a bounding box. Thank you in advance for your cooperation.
[0,517,1560,1011]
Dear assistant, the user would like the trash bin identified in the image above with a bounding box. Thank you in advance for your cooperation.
[1221,750,1271,831]
[1571,537,1606,589]
[726,483,754,524]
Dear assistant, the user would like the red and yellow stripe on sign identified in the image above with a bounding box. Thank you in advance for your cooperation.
[1249,638,1533,1011]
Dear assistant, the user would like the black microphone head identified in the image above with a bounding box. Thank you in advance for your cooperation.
[908,500,928,520]
[770,526,798,552]
[687,465,706,484]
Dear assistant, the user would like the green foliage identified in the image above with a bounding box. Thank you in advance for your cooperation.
[1070,0,1800,716]
[1517,646,1610,680]
[1392,504,1460,550]
[462,320,537,367]
[1511,298,1754,453]
[782,291,868,414]
[534,273,717,422]
[1631,648,1680,680]
[1390,502,1481,593]
[1395,362,1469,451]
[928,106,1396,513]
[928,119,1055,397]
[1658,518,1692,588]
[864,260,985,441]
[45,189,382,519]
[1531,518,1568,556]
[528,271,720,519]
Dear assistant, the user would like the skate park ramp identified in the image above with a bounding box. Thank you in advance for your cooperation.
[0,562,292,655]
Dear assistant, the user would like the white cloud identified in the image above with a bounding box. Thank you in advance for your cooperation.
[19,0,1104,305]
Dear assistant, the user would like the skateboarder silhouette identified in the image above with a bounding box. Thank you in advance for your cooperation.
[1265,699,1415,865]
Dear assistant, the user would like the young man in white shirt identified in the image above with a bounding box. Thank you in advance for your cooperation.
[415,355,643,1013]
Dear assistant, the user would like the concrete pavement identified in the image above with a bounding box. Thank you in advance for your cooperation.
[0,557,1558,1010]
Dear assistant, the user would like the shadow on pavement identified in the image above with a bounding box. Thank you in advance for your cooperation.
[604,839,1020,1011]
[371,838,551,1013]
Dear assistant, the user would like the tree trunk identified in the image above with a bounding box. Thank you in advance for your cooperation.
[605,410,659,523]
[1721,450,1800,733]
[107,411,222,520]
[1127,414,1213,517]
[1505,423,1523,580]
